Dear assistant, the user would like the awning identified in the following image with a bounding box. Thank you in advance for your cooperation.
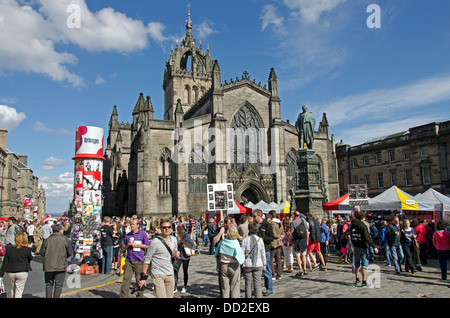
[227,201,253,214]
[323,193,355,211]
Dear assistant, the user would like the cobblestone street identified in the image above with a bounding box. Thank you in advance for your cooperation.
[61,245,449,299]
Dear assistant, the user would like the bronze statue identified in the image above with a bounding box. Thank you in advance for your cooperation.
[295,105,316,150]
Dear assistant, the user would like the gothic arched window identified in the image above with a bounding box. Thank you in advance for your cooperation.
[184,85,191,104]
[158,148,171,194]
[230,105,262,172]
[188,144,208,193]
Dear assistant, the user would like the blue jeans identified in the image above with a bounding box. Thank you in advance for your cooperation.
[102,245,114,273]
[208,237,215,255]
[354,247,370,269]
[263,251,273,292]
[383,242,391,265]
[437,250,450,280]
[390,245,404,272]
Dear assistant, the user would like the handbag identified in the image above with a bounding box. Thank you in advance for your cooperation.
[0,244,5,257]
[0,279,7,298]
[181,234,195,256]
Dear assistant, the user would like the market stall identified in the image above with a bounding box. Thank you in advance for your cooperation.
[323,193,355,218]
[361,186,436,222]
[415,188,450,223]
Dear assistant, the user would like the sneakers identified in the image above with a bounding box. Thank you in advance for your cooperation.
[312,264,319,269]
[181,287,187,294]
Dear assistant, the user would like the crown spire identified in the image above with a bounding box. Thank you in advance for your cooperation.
[185,3,193,43]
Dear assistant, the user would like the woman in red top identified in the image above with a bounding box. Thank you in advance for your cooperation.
[432,221,450,280]
[414,218,428,268]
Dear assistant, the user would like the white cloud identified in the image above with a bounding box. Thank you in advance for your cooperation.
[0,104,26,131]
[283,0,348,24]
[0,0,171,87]
[33,121,72,135]
[41,156,66,170]
[148,21,168,43]
[195,19,217,40]
[38,0,153,53]
[261,5,284,31]
[39,172,74,198]
[314,74,450,127]
[260,1,350,90]
[312,74,450,145]
[95,76,106,85]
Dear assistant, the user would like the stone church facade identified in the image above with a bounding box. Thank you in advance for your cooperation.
[102,15,339,218]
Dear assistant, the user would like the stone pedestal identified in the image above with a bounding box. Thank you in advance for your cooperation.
[293,149,325,214]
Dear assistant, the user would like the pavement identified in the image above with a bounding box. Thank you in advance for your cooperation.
[60,245,450,299]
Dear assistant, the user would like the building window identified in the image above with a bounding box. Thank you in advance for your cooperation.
[184,85,191,104]
[158,149,171,194]
[230,105,262,172]
[388,150,396,162]
[389,170,397,186]
[377,173,383,188]
[188,144,208,194]
[362,156,369,166]
[364,175,371,188]
[375,152,382,165]
[351,159,357,168]
[403,150,410,160]
[352,176,359,184]
[421,167,431,185]
[420,147,428,157]
[405,169,413,186]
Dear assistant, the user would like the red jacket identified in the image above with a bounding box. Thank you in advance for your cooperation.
[415,223,427,244]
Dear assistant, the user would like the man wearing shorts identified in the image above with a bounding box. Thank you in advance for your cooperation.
[288,212,309,276]
[306,212,327,270]
[350,211,378,287]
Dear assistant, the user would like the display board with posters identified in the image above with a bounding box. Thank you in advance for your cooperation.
[207,183,234,211]
[348,184,369,206]
[72,126,105,262]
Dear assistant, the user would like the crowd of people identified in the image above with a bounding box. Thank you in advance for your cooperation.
[0,210,449,299]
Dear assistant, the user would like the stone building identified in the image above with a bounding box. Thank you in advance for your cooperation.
[336,121,450,198]
[0,129,46,219]
[102,14,339,218]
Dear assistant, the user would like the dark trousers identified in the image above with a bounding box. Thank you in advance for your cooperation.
[173,258,190,289]
[419,243,428,266]
[437,250,450,280]
[45,271,66,298]
[320,242,327,265]
[402,243,415,272]
[270,246,282,278]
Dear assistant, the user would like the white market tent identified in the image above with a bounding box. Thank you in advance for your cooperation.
[415,188,450,211]
[360,186,435,212]
[252,200,273,213]
[415,188,450,221]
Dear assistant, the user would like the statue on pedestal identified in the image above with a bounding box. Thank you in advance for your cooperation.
[295,105,316,150]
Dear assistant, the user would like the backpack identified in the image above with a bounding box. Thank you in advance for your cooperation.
[293,220,307,239]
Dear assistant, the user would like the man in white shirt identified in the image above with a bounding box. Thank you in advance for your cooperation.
[138,219,180,298]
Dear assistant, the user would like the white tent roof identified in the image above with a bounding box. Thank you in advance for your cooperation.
[361,186,435,211]
[415,188,450,212]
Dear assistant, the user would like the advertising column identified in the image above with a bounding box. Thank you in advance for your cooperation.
[72,126,105,263]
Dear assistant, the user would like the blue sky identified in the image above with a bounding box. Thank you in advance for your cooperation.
[1,0,450,215]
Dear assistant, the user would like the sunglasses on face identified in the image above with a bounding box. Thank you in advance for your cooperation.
[161,226,171,230]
